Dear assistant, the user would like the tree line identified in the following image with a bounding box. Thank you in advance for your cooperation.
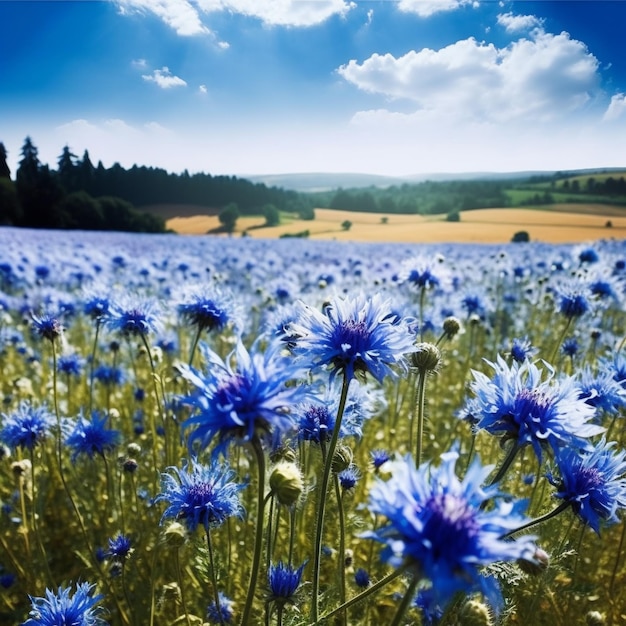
[0,138,314,232]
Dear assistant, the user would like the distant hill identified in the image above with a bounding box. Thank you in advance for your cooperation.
[247,168,626,193]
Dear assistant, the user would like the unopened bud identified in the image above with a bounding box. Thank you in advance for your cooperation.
[586,611,606,626]
[442,316,461,339]
[331,444,353,474]
[458,599,493,626]
[269,461,304,507]
[411,342,441,371]
[163,522,187,548]
[517,546,550,576]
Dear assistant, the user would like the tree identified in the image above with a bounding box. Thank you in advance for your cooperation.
[341,219,352,231]
[57,145,78,192]
[0,142,11,179]
[57,191,104,230]
[511,230,530,243]
[219,202,240,233]
[446,209,461,222]
[262,203,280,227]
[0,178,21,225]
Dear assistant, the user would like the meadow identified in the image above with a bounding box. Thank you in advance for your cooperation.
[0,226,625,626]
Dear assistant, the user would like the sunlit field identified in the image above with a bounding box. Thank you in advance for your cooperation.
[1,227,625,626]
[166,205,626,244]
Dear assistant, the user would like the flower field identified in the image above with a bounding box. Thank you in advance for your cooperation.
[0,226,625,626]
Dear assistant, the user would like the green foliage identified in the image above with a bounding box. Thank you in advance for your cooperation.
[219,202,240,233]
[0,178,21,225]
[57,191,104,230]
[512,230,530,243]
[446,209,461,222]
[262,203,280,227]
[279,229,310,238]
[341,219,352,231]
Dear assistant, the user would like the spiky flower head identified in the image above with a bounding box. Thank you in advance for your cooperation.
[177,285,238,333]
[206,592,235,624]
[64,412,120,462]
[31,311,63,342]
[548,438,626,534]
[106,297,162,338]
[178,339,307,456]
[364,447,536,611]
[23,582,106,626]
[156,458,245,533]
[267,561,306,606]
[1,401,55,451]
[290,292,415,383]
[466,356,603,462]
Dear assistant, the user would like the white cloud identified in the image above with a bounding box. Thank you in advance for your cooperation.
[497,12,543,33]
[603,93,626,122]
[131,58,148,69]
[198,84,208,94]
[116,0,210,36]
[196,0,355,27]
[142,67,187,88]
[337,31,600,123]
[398,0,474,18]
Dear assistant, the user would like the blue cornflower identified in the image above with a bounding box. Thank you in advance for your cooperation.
[106,533,133,562]
[371,448,391,470]
[178,339,307,455]
[554,279,591,319]
[206,592,235,624]
[267,561,305,606]
[93,365,125,387]
[338,465,360,491]
[177,286,237,333]
[398,255,452,292]
[0,402,55,451]
[31,312,64,342]
[290,293,415,383]
[83,294,111,322]
[65,412,121,462]
[106,298,161,338]
[364,448,536,611]
[578,247,599,264]
[414,587,444,626]
[354,568,370,588]
[155,458,245,533]
[467,356,603,461]
[57,353,85,377]
[561,337,580,358]
[577,366,626,414]
[548,438,626,534]
[509,337,537,364]
[23,581,106,626]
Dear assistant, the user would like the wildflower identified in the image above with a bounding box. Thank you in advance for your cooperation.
[577,366,626,414]
[548,438,626,534]
[106,533,133,563]
[466,356,603,461]
[269,461,304,507]
[65,412,120,462]
[371,449,391,470]
[31,312,63,342]
[509,337,537,364]
[554,279,591,319]
[290,293,415,383]
[106,298,161,338]
[267,561,305,606]
[155,458,245,533]
[93,365,125,387]
[338,465,360,491]
[23,581,106,626]
[364,448,536,611]
[206,592,235,624]
[177,285,237,333]
[82,293,111,323]
[57,353,84,377]
[561,337,580,358]
[0,402,55,451]
[414,587,444,626]
[353,567,370,588]
[398,255,452,292]
[178,339,307,455]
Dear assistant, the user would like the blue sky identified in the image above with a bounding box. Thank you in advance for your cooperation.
[1,0,625,178]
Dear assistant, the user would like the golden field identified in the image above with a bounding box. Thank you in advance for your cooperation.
[165,204,626,244]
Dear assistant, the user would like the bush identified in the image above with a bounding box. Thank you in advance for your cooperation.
[511,230,530,243]
[446,210,461,222]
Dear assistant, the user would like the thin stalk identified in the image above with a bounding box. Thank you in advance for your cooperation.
[310,375,351,623]
[389,575,419,626]
[414,367,428,467]
[487,441,519,487]
[188,325,202,367]
[29,449,55,587]
[549,317,573,364]
[207,527,225,626]
[610,513,626,592]
[88,320,101,414]
[240,435,267,626]
[418,286,426,342]
[333,476,347,625]
[314,564,409,625]
[502,501,571,538]
[174,549,192,626]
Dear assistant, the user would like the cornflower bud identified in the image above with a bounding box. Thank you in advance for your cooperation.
[269,461,304,507]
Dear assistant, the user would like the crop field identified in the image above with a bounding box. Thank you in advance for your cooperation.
[166,205,626,244]
[1,227,625,625]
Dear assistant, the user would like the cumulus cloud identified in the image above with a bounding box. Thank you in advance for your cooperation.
[398,0,475,18]
[142,67,187,88]
[603,93,626,121]
[337,31,600,122]
[116,0,210,35]
[497,12,543,33]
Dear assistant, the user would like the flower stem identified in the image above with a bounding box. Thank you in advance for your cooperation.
[502,500,571,538]
[414,367,428,468]
[310,374,350,623]
[206,528,224,626]
[389,575,419,626]
[240,435,267,626]
[487,441,519,487]
[333,476,347,625]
